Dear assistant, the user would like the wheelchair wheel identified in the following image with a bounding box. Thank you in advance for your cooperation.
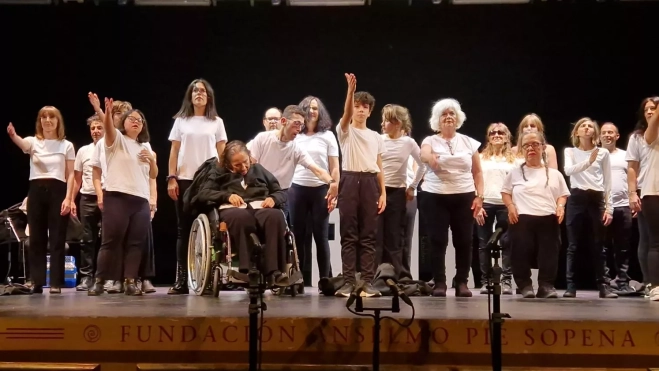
[187,214,212,296]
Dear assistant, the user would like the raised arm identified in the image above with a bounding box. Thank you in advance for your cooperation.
[645,108,659,145]
[338,73,356,133]
[88,92,106,123]
[102,98,117,147]
[6,123,32,152]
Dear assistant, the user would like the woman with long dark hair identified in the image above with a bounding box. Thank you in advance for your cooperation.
[287,96,339,286]
[88,98,157,296]
[419,98,484,297]
[563,118,617,299]
[639,102,659,301]
[6,107,75,294]
[167,78,228,295]
[626,97,659,293]
[475,122,516,295]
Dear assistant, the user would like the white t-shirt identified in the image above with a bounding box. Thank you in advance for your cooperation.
[292,131,339,187]
[92,139,152,190]
[625,134,651,190]
[103,129,151,201]
[421,133,481,195]
[640,138,659,198]
[23,137,75,183]
[250,130,316,189]
[563,147,612,214]
[381,135,425,189]
[608,149,629,208]
[74,143,98,195]
[480,155,517,205]
[336,124,384,173]
[502,166,571,216]
[168,116,227,180]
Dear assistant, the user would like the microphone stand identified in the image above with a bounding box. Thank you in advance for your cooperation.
[247,234,267,371]
[487,239,511,371]
[353,293,400,371]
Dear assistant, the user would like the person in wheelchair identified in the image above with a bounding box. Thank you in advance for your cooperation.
[186,140,292,287]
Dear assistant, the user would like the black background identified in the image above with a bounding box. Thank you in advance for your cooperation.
[1,1,657,288]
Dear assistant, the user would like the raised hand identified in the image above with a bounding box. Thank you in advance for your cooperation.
[345,73,356,93]
[7,122,16,137]
[88,92,101,112]
[104,98,114,128]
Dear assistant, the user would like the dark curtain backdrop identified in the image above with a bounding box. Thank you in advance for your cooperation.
[1,2,657,286]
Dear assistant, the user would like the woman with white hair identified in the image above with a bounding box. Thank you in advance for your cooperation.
[419,98,484,297]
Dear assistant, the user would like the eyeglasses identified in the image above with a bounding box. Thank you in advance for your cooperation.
[126,116,144,125]
[289,120,304,128]
[193,87,207,95]
[522,142,542,150]
[489,130,506,136]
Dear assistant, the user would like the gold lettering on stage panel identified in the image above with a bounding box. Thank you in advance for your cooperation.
[0,318,655,355]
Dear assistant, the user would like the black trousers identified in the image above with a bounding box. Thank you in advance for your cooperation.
[640,195,659,285]
[288,183,332,284]
[175,179,194,266]
[219,208,286,275]
[79,194,102,278]
[338,171,380,283]
[139,223,156,278]
[603,206,631,283]
[376,187,408,280]
[400,196,417,280]
[509,214,560,289]
[565,188,607,287]
[476,203,512,284]
[96,192,150,280]
[27,179,69,287]
[636,189,650,282]
[420,192,474,285]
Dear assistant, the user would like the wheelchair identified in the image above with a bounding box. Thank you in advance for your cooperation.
[186,207,304,297]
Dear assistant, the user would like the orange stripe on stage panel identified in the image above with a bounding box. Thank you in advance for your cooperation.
[0,317,657,356]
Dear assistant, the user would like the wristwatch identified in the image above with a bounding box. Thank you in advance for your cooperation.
[166,175,178,181]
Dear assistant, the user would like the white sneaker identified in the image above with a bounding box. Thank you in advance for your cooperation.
[649,286,659,301]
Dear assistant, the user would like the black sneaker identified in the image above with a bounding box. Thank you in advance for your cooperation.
[536,285,558,298]
[335,282,354,297]
[360,282,381,297]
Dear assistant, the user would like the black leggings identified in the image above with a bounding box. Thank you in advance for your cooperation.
[27,179,69,287]
[420,192,474,285]
[175,179,194,266]
[96,192,150,280]
[640,195,659,285]
[288,183,331,283]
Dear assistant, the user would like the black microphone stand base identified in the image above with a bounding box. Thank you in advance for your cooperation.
[353,294,400,371]
[487,244,511,371]
[248,236,267,371]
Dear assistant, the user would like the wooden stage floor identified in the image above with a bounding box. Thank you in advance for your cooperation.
[0,288,658,370]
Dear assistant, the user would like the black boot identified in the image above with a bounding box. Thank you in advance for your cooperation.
[599,283,618,299]
[124,278,143,296]
[167,264,189,295]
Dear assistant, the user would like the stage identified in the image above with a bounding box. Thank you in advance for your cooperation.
[0,288,658,371]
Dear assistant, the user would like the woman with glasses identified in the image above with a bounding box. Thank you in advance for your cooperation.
[288,96,339,286]
[502,131,569,299]
[563,118,617,299]
[419,98,483,297]
[88,98,157,296]
[167,78,228,295]
[475,123,516,295]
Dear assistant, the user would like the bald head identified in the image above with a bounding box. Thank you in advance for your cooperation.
[262,107,282,131]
